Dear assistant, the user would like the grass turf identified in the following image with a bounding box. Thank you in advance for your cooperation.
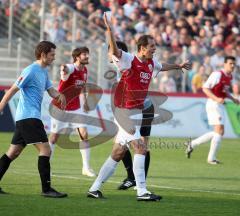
[0,132,239,216]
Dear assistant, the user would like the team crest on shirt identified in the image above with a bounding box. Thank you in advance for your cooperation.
[148,64,153,72]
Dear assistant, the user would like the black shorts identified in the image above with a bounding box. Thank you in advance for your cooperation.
[11,118,48,146]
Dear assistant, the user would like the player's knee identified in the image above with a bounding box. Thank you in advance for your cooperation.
[111,147,126,162]
[134,148,147,155]
[215,126,224,136]
[7,149,21,160]
[81,132,88,140]
[134,142,147,155]
[49,134,58,144]
[39,144,51,157]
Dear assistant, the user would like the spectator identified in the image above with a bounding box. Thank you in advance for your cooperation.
[123,0,138,18]
[191,65,205,93]
[159,71,177,93]
[47,20,66,43]
[210,48,225,71]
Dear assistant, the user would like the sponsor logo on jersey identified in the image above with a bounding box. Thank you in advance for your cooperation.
[75,80,85,86]
[140,72,151,80]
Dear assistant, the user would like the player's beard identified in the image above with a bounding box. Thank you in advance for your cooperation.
[81,59,89,65]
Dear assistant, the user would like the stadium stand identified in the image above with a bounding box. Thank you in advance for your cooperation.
[1,0,240,92]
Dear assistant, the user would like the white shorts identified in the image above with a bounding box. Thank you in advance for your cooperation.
[50,109,87,134]
[114,108,141,146]
[206,99,225,125]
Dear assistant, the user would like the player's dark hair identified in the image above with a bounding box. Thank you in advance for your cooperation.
[107,41,128,52]
[72,47,89,62]
[35,41,56,60]
[224,56,236,63]
[116,41,128,52]
[137,35,154,52]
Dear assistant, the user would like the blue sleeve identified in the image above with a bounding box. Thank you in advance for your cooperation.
[45,73,53,90]
[15,68,33,89]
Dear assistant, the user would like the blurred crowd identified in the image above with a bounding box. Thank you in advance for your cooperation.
[1,0,240,95]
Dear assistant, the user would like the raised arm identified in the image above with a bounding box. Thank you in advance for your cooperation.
[161,60,192,71]
[103,12,121,59]
[0,84,19,113]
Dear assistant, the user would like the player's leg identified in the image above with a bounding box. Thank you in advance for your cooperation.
[49,132,60,160]
[140,137,150,177]
[0,122,26,194]
[77,127,96,177]
[185,132,215,158]
[0,144,25,194]
[118,104,154,190]
[23,118,67,198]
[207,124,224,164]
[186,101,221,159]
[49,117,66,160]
[34,142,67,198]
[131,139,161,201]
[87,142,127,198]
[140,103,154,177]
[118,149,135,190]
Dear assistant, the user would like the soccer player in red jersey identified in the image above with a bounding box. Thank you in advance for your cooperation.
[49,47,96,177]
[87,13,191,201]
[186,56,239,164]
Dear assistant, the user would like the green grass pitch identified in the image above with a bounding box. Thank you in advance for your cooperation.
[0,132,240,216]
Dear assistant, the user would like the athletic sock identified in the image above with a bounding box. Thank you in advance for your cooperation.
[133,154,148,196]
[0,154,12,181]
[38,156,51,192]
[49,142,55,160]
[145,151,150,178]
[80,141,91,170]
[191,131,215,149]
[208,132,222,161]
[89,156,118,192]
[122,149,135,180]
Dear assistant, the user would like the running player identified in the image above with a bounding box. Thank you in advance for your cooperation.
[186,56,239,164]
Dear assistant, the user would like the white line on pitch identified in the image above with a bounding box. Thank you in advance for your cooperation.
[9,170,240,197]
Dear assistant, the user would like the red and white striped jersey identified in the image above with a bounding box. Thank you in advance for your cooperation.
[53,64,88,111]
[203,70,232,99]
[113,51,162,109]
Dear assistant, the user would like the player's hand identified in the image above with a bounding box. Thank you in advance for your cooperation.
[57,94,66,110]
[60,64,69,75]
[233,98,240,105]
[103,12,112,30]
[179,60,192,70]
[216,97,225,104]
